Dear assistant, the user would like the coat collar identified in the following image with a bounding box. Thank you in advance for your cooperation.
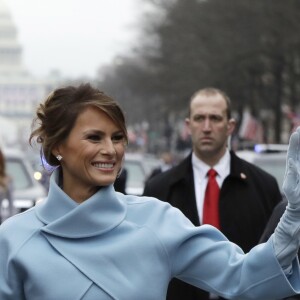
[35,169,126,238]
[168,152,194,184]
[176,151,248,183]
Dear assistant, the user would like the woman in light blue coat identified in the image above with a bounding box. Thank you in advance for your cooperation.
[1,83,300,300]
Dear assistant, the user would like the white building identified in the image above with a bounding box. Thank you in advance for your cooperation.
[0,0,63,148]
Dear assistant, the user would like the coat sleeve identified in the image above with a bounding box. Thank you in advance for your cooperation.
[148,199,300,300]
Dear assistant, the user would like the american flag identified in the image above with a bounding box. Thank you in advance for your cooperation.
[238,109,263,142]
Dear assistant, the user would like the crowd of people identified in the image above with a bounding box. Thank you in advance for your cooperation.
[0,83,300,300]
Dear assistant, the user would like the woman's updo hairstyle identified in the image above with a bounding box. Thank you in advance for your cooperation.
[29,83,128,167]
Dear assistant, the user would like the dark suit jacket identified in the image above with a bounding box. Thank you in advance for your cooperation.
[143,151,282,300]
[114,168,127,194]
[259,198,287,243]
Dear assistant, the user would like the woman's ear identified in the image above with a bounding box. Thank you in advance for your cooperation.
[51,146,59,158]
[52,146,62,161]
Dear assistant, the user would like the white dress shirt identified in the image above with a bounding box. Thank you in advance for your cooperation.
[192,150,231,224]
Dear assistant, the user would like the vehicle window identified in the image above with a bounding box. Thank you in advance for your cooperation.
[255,158,286,189]
[143,158,161,175]
[6,160,32,190]
[124,161,145,188]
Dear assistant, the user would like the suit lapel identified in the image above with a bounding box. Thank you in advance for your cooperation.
[168,154,200,226]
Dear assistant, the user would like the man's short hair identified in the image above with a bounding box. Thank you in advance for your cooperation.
[189,87,232,119]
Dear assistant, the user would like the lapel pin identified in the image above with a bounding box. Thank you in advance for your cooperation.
[240,173,247,179]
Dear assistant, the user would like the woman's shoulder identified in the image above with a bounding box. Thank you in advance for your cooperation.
[0,208,42,244]
[121,193,189,228]
[122,193,171,208]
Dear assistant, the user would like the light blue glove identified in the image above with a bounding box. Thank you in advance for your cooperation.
[273,127,300,273]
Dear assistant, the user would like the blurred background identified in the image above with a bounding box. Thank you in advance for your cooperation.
[0,0,299,216]
[1,0,300,154]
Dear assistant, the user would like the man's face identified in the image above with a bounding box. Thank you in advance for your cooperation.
[185,93,235,164]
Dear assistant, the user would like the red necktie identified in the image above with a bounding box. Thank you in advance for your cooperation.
[203,169,220,228]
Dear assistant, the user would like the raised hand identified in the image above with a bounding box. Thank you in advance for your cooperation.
[282,127,300,208]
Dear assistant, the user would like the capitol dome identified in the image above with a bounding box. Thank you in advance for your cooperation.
[0,0,24,75]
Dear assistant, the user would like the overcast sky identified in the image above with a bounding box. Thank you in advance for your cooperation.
[5,0,142,78]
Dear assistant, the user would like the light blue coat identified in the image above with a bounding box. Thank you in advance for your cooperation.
[0,170,299,300]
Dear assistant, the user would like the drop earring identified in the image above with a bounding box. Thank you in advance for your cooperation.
[56,154,63,161]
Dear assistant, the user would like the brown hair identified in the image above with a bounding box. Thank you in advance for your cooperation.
[29,83,128,167]
[189,87,232,119]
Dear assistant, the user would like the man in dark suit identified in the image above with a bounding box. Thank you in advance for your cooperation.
[143,87,282,300]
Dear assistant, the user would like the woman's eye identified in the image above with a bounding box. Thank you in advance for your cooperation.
[112,134,125,142]
[88,135,101,141]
